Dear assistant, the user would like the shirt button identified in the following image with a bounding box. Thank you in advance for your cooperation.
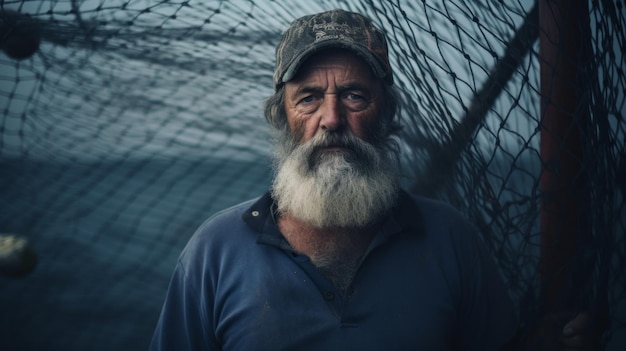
[324,292,334,300]
[251,211,259,217]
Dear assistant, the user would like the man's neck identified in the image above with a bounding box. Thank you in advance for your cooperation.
[277,214,379,293]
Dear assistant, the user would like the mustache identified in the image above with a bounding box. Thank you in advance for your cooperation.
[302,131,380,171]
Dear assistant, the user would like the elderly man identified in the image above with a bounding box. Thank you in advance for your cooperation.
[151,9,589,351]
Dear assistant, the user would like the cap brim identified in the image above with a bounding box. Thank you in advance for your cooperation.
[281,40,388,84]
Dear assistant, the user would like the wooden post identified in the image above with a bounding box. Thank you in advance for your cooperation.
[539,0,588,311]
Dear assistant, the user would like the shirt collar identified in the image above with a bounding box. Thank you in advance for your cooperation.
[241,190,423,247]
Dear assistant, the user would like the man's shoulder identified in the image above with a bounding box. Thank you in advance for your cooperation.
[202,197,260,226]
[194,196,262,236]
[175,195,268,268]
[395,190,480,249]
[398,190,468,226]
[182,195,263,249]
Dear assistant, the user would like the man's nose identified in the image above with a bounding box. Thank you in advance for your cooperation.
[319,95,343,132]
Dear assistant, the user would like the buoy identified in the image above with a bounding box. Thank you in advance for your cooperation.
[0,10,41,60]
[0,234,37,277]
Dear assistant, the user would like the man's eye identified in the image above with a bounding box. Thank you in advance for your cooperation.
[300,95,316,104]
[342,92,369,110]
[345,93,365,101]
[295,95,319,113]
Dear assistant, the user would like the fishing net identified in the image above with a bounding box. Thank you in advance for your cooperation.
[1,0,624,350]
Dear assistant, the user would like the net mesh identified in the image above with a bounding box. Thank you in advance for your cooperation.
[1,0,624,350]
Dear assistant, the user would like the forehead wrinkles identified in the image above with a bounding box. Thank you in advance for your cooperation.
[293,66,361,93]
[292,50,374,85]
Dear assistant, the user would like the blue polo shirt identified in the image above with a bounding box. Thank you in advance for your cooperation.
[150,191,518,350]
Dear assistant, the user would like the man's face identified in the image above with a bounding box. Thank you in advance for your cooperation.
[283,49,384,145]
[272,49,398,228]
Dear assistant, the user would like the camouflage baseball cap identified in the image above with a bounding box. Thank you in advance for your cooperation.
[273,9,394,89]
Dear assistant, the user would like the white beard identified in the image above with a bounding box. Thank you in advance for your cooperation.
[271,130,400,228]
